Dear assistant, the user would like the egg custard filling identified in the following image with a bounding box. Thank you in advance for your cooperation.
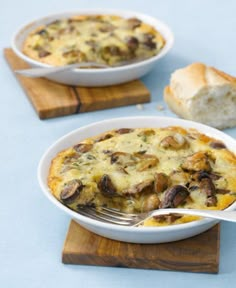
[22,15,165,66]
[48,127,236,226]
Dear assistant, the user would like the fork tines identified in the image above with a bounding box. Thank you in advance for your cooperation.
[77,206,138,226]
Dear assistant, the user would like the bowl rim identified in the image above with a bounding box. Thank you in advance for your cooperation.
[37,116,236,233]
[11,9,174,74]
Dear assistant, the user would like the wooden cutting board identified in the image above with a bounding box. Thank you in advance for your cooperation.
[62,220,220,273]
[4,48,150,119]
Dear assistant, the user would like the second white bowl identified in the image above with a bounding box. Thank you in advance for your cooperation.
[12,10,174,87]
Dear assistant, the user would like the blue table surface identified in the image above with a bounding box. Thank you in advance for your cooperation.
[1,0,236,287]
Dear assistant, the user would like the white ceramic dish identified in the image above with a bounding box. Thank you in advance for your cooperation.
[37,116,236,243]
[11,10,174,87]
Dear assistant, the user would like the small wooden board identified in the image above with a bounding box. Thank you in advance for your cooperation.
[4,48,150,119]
[62,220,220,273]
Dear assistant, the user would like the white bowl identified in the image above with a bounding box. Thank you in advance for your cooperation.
[11,10,174,87]
[37,116,236,243]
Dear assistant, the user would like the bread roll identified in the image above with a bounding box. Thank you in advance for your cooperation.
[164,63,236,129]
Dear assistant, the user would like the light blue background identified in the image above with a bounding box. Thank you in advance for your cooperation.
[1,0,236,287]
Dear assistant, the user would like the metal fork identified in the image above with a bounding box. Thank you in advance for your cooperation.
[77,206,236,226]
[14,62,109,78]
[15,57,149,78]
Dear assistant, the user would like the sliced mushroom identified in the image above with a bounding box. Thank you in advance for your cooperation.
[141,194,160,212]
[160,185,190,208]
[97,175,117,197]
[154,172,169,193]
[188,185,199,191]
[60,179,83,203]
[73,143,93,153]
[192,170,221,181]
[85,40,97,50]
[101,45,122,57]
[216,188,230,194]
[37,29,48,36]
[116,166,129,174]
[95,133,113,142]
[160,133,188,150]
[38,50,51,58]
[99,23,115,33]
[142,33,156,49]
[137,129,155,137]
[115,128,134,134]
[63,153,81,165]
[181,152,212,172]
[199,178,217,207]
[62,49,80,58]
[123,179,154,196]
[153,214,182,224]
[58,26,75,34]
[110,152,136,166]
[135,153,159,172]
[102,149,113,155]
[127,17,142,29]
[126,36,139,50]
[209,141,226,149]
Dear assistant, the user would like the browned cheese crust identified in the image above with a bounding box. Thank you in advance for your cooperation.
[48,126,236,226]
[23,15,165,66]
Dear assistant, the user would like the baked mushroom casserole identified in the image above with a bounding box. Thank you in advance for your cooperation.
[22,15,165,66]
[48,127,236,226]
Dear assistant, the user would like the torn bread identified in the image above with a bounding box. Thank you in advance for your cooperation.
[164,63,236,129]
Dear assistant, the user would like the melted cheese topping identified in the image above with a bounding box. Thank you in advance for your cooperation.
[48,127,236,226]
[22,15,165,66]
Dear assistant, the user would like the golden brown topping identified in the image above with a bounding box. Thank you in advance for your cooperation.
[48,125,236,226]
[24,15,165,67]
[60,179,83,203]
[181,152,212,172]
[154,172,169,193]
[137,129,155,137]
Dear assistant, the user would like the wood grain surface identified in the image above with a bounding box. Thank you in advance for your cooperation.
[4,48,150,119]
[62,220,220,273]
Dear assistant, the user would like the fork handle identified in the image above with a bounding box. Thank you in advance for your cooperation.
[14,62,108,78]
[149,208,236,222]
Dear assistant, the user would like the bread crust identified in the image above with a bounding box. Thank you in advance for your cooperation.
[164,86,192,120]
[164,63,236,129]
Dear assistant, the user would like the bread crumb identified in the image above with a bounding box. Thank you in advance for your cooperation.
[157,105,164,111]
[136,104,144,110]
